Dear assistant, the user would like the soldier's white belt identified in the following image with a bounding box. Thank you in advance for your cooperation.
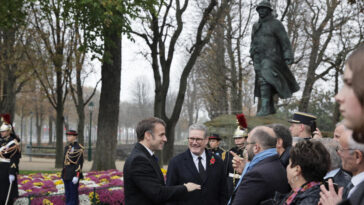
[229,173,241,179]
[0,158,10,163]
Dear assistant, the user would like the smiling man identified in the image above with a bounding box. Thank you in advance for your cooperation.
[123,117,201,205]
[166,123,228,205]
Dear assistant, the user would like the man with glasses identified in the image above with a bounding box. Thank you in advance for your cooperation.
[229,126,290,205]
[166,123,228,205]
[124,117,201,205]
[320,128,364,205]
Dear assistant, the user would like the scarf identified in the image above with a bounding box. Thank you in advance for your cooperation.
[227,148,277,205]
[285,181,321,205]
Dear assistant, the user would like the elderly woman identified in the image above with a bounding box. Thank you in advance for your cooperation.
[276,140,330,205]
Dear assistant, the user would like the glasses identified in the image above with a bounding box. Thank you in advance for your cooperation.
[336,147,355,153]
[188,137,205,143]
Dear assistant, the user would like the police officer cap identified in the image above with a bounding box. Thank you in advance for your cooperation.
[256,0,273,11]
[288,112,317,127]
[209,133,222,141]
[66,130,78,136]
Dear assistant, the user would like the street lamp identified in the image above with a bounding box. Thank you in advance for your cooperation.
[29,112,33,162]
[88,101,95,161]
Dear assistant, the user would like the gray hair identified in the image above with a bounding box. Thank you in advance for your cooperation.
[315,138,341,170]
[348,135,364,154]
[189,123,208,138]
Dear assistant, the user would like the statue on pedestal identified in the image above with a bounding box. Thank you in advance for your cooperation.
[250,0,300,116]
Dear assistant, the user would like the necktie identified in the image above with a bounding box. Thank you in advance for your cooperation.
[343,182,354,199]
[198,156,206,180]
[152,155,158,163]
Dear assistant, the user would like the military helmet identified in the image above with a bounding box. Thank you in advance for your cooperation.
[0,123,11,132]
[256,0,273,11]
[233,127,248,139]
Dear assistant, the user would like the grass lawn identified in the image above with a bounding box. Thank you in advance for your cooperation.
[19,170,59,175]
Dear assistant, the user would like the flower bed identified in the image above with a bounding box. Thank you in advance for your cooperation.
[15,169,124,205]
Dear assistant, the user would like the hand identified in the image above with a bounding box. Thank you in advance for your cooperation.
[319,179,343,205]
[184,182,201,192]
[9,175,15,183]
[230,151,246,174]
[72,177,79,184]
[313,128,323,139]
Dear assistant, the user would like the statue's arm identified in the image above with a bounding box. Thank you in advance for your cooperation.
[274,21,294,64]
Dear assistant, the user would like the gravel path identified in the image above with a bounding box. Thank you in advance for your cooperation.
[19,155,125,171]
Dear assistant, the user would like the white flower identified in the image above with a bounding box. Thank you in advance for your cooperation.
[79,194,91,205]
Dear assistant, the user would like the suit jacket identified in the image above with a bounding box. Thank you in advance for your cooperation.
[123,143,187,205]
[331,168,351,189]
[339,180,364,205]
[166,149,228,205]
[231,155,290,205]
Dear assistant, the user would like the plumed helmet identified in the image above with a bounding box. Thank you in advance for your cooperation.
[233,127,248,138]
[0,113,12,132]
[256,0,273,11]
[234,113,248,138]
[0,123,12,132]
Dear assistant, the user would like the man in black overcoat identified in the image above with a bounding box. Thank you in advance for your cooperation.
[123,117,200,205]
[166,123,228,205]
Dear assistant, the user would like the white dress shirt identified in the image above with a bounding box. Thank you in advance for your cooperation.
[140,143,154,157]
[190,151,206,172]
[348,171,364,197]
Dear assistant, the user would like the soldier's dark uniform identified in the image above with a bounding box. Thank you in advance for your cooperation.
[62,131,84,205]
[0,126,20,205]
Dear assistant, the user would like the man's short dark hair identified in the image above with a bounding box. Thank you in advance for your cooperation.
[251,129,277,150]
[269,124,292,149]
[136,117,166,142]
[290,140,330,182]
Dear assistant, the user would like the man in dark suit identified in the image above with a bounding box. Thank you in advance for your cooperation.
[123,117,201,205]
[166,123,228,205]
[230,126,290,205]
[319,129,364,205]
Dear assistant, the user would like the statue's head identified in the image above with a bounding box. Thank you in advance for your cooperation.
[256,0,272,19]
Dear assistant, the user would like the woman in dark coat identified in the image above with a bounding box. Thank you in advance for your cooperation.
[276,140,330,205]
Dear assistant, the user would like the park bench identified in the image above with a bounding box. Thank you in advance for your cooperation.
[25,144,56,159]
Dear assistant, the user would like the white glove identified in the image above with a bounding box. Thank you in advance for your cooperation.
[72,177,79,184]
[9,175,15,183]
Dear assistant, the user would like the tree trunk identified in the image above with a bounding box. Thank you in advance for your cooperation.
[92,27,121,170]
[333,68,340,126]
[162,121,176,164]
[298,68,315,112]
[77,106,85,145]
[55,69,65,168]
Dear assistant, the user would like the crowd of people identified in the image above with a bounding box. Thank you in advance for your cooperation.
[123,45,364,205]
[0,34,362,205]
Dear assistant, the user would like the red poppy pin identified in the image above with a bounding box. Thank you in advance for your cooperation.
[210,156,216,165]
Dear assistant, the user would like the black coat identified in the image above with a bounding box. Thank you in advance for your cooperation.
[275,184,321,205]
[279,147,291,168]
[166,149,228,205]
[231,155,290,205]
[226,147,244,197]
[0,134,21,204]
[61,141,84,181]
[123,143,187,205]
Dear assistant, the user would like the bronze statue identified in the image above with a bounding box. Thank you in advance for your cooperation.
[250,0,299,116]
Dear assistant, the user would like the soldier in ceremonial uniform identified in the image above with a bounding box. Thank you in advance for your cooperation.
[0,114,20,205]
[62,130,84,205]
[208,133,226,160]
[226,113,248,198]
